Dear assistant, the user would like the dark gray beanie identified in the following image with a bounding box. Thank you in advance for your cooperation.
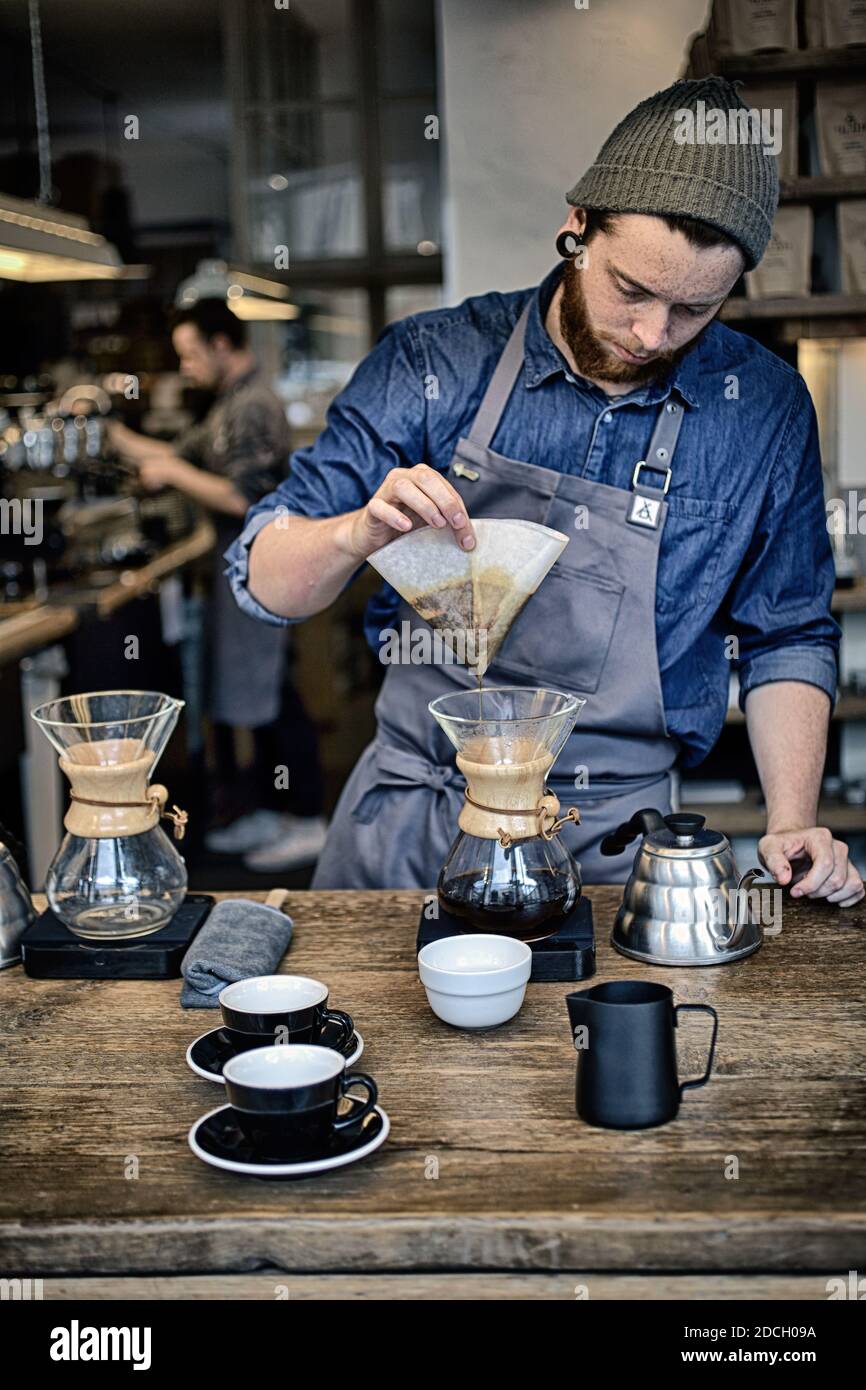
[566,76,780,269]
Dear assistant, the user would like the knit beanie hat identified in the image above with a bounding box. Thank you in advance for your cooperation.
[566,76,780,269]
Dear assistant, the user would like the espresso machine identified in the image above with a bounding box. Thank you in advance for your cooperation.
[0,381,194,602]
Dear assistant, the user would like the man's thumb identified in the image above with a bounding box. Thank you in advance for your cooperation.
[761,846,792,883]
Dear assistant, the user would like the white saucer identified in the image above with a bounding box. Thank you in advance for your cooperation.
[186,1028,364,1083]
[188,1102,390,1177]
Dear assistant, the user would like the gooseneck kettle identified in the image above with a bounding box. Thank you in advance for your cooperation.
[601,809,765,967]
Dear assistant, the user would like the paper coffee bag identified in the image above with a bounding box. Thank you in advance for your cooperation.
[717,0,797,53]
[818,1,866,46]
[816,83,866,175]
[838,200,866,293]
[738,82,798,178]
[746,205,813,298]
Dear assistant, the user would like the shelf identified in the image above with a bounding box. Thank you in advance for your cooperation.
[779,175,866,201]
[680,792,866,836]
[831,578,866,612]
[718,47,866,80]
[721,294,866,321]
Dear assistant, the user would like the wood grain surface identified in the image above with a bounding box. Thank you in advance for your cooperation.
[1,887,864,1285]
[0,603,78,668]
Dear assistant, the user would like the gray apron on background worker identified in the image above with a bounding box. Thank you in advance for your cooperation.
[312,304,683,888]
[208,518,287,728]
[178,375,289,729]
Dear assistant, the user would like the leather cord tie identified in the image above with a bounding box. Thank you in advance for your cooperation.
[69,792,189,841]
[463,788,580,849]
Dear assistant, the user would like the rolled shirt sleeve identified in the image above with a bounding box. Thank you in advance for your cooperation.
[223,318,427,627]
[726,378,840,711]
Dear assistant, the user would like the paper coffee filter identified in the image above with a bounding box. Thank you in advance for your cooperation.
[367,518,569,675]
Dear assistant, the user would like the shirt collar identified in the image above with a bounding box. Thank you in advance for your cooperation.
[522,261,702,411]
[219,364,259,398]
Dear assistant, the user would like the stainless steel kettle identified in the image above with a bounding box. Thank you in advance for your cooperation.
[601,809,764,967]
[0,837,35,969]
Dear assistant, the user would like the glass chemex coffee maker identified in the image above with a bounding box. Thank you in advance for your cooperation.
[428,686,585,941]
[30,690,188,941]
[367,516,583,944]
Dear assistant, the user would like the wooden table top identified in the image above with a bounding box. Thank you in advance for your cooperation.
[1,887,864,1286]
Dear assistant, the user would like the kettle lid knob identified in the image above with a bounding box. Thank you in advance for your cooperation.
[664,813,705,843]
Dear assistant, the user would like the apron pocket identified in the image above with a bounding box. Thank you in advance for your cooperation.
[491,566,624,693]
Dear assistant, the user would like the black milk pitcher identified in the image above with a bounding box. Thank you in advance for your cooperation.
[565,980,718,1129]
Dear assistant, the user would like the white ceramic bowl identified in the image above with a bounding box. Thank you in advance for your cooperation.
[417,934,532,1028]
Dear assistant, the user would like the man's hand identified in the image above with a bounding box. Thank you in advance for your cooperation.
[758,827,864,907]
[136,455,182,492]
[341,464,476,560]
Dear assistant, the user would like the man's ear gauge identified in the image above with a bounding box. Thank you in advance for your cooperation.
[556,229,584,259]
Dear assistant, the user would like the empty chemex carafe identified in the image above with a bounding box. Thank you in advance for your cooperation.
[566,981,719,1129]
[31,690,188,941]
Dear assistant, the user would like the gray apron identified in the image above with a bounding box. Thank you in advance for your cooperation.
[209,518,287,728]
[313,304,684,888]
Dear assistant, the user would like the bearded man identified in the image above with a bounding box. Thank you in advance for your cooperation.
[225,76,862,908]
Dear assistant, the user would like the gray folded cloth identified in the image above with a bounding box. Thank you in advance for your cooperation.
[180,896,294,1008]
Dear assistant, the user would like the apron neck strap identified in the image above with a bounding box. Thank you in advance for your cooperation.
[467,303,531,451]
[633,396,686,494]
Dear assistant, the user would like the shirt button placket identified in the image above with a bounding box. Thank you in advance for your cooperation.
[584,406,614,480]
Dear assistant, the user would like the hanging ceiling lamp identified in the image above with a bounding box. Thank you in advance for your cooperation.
[175,260,299,322]
[0,0,124,283]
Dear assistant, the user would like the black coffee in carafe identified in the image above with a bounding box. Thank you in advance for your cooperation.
[439,867,576,940]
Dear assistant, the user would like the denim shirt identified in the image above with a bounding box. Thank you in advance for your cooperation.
[225,262,839,767]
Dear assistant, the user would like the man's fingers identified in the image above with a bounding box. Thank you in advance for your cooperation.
[760,846,793,883]
[808,845,849,898]
[792,853,836,897]
[790,831,836,897]
[825,863,863,905]
[368,496,413,532]
[408,465,476,548]
[391,476,453,529]
[836,878,866,908]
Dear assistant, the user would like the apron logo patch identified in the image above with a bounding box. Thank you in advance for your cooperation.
[628,493,662,529]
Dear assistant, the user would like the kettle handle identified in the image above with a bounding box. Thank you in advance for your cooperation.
[713,867,765,952]
[676,1004,719,1095]
[599,807,666,857]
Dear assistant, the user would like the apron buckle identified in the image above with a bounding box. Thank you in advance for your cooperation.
[628,460,670,530]
[632,459,671,495]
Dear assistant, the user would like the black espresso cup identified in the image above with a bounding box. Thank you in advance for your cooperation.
[219,975,354,1051]
[566,980,718,1129]
[222,1045,378,1157]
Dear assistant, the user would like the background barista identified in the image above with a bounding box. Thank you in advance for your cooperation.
[225,76,862,909]
[110,298,326,872]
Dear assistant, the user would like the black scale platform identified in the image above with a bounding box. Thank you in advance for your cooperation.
[20,894,215,980]
[417,894,595,982]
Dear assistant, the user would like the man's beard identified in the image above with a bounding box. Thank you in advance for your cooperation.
[558,261,703,389]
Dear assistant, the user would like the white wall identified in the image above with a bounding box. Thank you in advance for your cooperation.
[438,0,711,303]
[838,341,866,486]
